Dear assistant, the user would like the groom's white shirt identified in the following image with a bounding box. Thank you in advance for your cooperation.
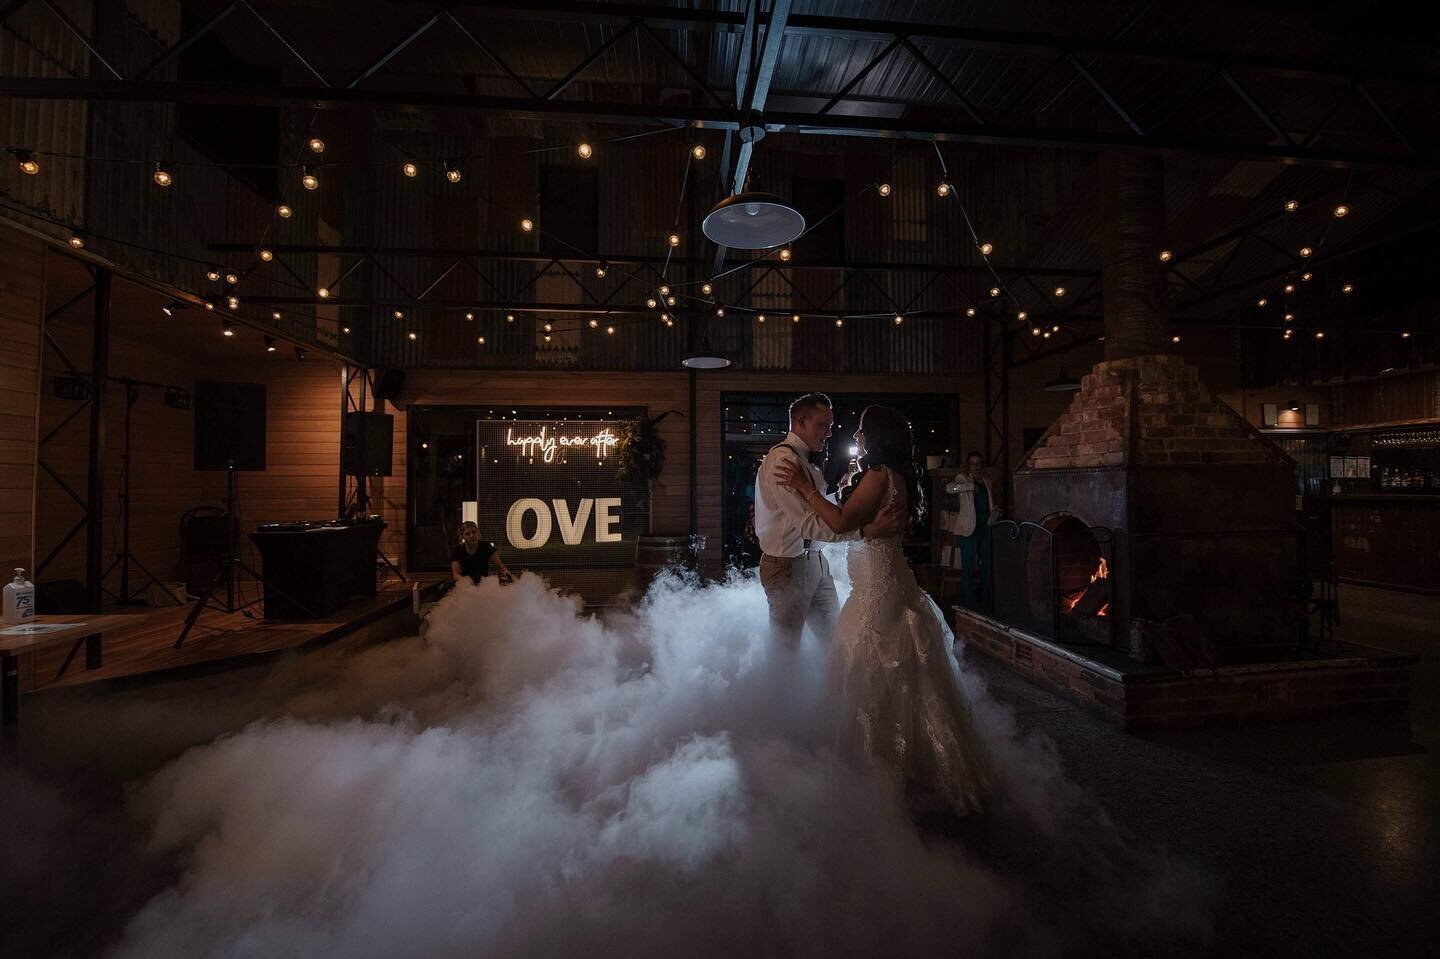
[755,431,864,558]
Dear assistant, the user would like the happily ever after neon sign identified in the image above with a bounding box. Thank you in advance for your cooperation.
[505,425,620,463]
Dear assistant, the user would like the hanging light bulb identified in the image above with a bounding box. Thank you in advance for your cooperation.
[1342,283,1354,294]
[577,142,593,159]
[668,233,681,247]
[595,263,608,278]
[204,301,215,311]
[402,161,418,178]
[606,325,615,335]
[701,282,713,295]
[691,144,706,160]
[307,136,325,154]
[393,309,404,320]
[966,307,976,317]
[152,162,173,187]
[1285,199,1299,213]
[265,335,278,352]
[477,335,486,344]
[660,313,670,323]
[1401,331,1411,339]
[936,182,951,197]
[506,313,515,323]
[877,182,892,197]
[408,331,418,341]
[666,296,677,307]
[227,295,240,309]
[1042,330,1052,339]
[543,322,552,333]
[978,242,993,256]
[259,248,273,262]
[543,334,552,343]
[1299,246,1313,257]
[589,319,599,329]
[14,150,39,175]
[1301,272,1312,282]
[272,311,282,321]
[893,314,903,325]
[835,317,844,327]
[758,314,767,324]
[206,269,220,282]
[520,218,534,232]
[989,286,1000,298]
[646,297,658,309]
[791,314,800,323]
[659,285,670,296]
[277,203,293,219]
[1284,313,1294,322]
[1051,324,1060,333]
[1017,311,1028,321]
[1284,283,1296,294]
[464,311,474,321]
[1054,286,1066,297]
[444,161,462,184]
[68,235,84,249]
[1257,297,1268,307]
[1031,326,1041,336]
[1315,330,1325,339]
[221,319,235,336]
[1158,249,1173,262]
[318,287,330,298]
[1333,203,1349,218]
[779,248,792,261]
[716,307,725,317]
[301,166,319,191]
[225,272,239,285]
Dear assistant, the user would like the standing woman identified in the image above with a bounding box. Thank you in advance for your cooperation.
[451,521,512,585]
[945,451,1001,610]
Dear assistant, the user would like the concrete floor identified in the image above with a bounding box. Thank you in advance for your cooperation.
[1,584,1435,957]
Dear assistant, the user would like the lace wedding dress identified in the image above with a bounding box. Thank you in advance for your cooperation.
[832,468,992,815]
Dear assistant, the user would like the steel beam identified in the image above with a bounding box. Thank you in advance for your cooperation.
[86,268,110,616]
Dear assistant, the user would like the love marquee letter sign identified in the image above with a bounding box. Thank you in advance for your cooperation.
[476,417,646,568]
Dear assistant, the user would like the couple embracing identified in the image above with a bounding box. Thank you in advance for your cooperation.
[754,393,991,816]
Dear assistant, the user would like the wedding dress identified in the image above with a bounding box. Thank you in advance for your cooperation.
[832,468,992,815]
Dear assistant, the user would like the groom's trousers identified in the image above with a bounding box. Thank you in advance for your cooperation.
[759,549,840,648]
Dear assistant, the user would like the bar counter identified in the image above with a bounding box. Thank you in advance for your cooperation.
[1330,494,1440,593]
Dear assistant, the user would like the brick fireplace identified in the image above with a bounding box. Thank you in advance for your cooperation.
[1014,353,1298,664]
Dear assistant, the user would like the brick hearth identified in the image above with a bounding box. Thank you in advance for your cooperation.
[953,607,1415,731]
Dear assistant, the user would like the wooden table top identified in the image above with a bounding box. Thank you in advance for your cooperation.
[0,614,147,653]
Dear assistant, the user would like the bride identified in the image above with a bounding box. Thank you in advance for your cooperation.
[775,404,992,816]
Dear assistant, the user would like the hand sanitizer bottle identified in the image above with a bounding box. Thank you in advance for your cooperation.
[3,568,35,625]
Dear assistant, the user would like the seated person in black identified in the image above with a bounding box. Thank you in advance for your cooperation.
[450,521,512,584]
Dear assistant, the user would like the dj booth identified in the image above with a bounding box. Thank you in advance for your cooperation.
[249,519,386,618]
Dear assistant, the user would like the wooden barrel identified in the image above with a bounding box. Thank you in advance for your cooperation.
[630,535,692,593]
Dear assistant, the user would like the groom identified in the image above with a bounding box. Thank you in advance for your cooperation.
[754,393,902,648]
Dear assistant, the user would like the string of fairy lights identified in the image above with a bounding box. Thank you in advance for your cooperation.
[4,133,1424,356]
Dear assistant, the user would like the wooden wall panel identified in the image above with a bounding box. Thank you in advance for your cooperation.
[0,230,42,576]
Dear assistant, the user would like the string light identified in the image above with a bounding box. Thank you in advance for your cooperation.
[835,317,844,327]
[966,307,976,317]
[989,287,1000,297]
[227,295,240,309]
[520,218,534,232]
[1042,330,1052,339]
[668,233,681,247]
[14,150,39,175]
[779,248,792,261]
[791,314,800,323]
[259,248,273,262]
[1401,331,1411,339]
[506,313,515,322]
[666,296,677,307]
[1301,272,1312,281]
[225,272,239,285]
[1333,204,1349,218]
[465,311,474,321]
[265,335,278,352]
[341,325,351,334]
[318,287,330,298]
[445,161,462,184]
[877,183,891,197]
[595,263,608,278]
[153,162,173,187]
[893,314,903,325]
[1283,329,1293,340]
[221,319,234,335]
[277,204,293,219]
[606,325,615,335]
[1315,330,1325,339]
[658,285,670,295]
[393,309,404,320]
[660,313,670,323]
[68,235,84,249]
[716,307,725,317]
[1299,246,1313,258]
[1172,335,1181,344]
[1257,297,1268,307]
[936,182,951,197]
[1284,313,1295,322]
[978,242,993,256]
[702,282,713,295]
[1054,286,1066,297]
[206,270,222,282]
[1031,326,1042,336]
[478,335,486,344]
[1158,249,1173,262]
[758,314,767,324]
[646,297,658,309]
[577,142,593,159]
[1284,283,1296,294]
[543,334,552,343]
[1017,311,1028,321]
[543,322,552,333]
[1051,324,1060,333]
[307,137,325,154]
[1285,199,1299,212]
[1342,283,1354,294]
[203,301,215,311]
[408,331,418,340]
[301,165,319,190]
[589,319,599,329]
[272,311,282,321]
[402,161,418,178]
[691,144,706,160]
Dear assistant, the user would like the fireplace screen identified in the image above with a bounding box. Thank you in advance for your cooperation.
[993,518,1115,643]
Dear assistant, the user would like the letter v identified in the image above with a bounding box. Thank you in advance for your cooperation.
[553,498,594,545]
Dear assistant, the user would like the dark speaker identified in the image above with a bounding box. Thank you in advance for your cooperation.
[343,411,394,477]
[194,380,267,470]
[372,369,405,402]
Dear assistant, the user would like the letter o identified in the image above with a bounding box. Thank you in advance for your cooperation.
[506,498,552,549]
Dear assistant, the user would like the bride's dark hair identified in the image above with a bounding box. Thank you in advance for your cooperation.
[841,404,926,524]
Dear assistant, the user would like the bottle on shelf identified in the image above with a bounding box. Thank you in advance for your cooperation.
[3,567,35,625]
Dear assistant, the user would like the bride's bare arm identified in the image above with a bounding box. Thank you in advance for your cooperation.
[775,463,887,533]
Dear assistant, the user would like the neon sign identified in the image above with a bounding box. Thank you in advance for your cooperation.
[505,425,619,464]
